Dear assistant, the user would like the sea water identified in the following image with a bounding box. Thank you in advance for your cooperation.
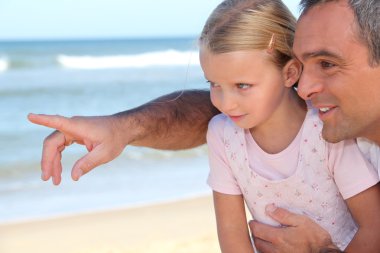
[0,37,212,223]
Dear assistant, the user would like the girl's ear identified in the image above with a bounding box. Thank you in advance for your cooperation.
[282,59,302,88]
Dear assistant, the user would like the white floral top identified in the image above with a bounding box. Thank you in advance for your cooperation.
[207,108,379,250]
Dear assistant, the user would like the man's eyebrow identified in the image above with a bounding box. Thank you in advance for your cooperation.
[298,50,343,62]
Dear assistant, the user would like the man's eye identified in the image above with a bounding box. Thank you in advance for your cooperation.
[237,83,251,89]
[320,61,336,69]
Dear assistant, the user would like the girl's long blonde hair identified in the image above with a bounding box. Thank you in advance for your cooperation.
[199,0,296,68]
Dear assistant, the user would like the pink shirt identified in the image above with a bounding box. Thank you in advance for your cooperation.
[207,113,379,200]
[207,109,379,250]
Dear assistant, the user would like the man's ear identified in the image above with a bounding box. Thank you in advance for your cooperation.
[283,59,302,88]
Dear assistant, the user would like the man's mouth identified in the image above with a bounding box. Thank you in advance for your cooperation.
[319,107,331,113]
[317,106,338,121]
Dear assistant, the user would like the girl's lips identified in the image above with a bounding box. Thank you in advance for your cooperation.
[229,115,245,122]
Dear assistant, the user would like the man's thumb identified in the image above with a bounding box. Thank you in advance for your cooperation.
[265,204,302,226]
[71,150,104,181]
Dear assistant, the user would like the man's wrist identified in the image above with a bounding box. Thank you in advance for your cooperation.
[111,110,146,146]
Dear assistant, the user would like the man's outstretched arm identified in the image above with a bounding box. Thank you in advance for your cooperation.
[117,89,219,149]
[28,89,219,185]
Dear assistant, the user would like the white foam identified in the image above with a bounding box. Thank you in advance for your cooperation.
[0,58,9,72]
[57,49,200,70]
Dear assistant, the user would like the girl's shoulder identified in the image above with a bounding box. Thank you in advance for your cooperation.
[207,113,229,146]
[208,113,242,142]
[209,113,228,130]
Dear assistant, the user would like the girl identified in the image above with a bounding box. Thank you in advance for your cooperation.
[201,0,380,252]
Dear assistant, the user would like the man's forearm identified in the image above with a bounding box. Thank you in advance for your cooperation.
[113,89,220,150]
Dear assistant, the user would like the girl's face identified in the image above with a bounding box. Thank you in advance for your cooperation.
[200,48,291,131]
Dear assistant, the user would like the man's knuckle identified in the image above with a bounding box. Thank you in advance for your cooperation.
[43,138,53,149]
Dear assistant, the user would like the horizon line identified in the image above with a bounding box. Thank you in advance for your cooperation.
[0,35,200,43]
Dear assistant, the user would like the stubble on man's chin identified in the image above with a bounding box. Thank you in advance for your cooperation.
[322,132,341,143]
[321,124,353,144]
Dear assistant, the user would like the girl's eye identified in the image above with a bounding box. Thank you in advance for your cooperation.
[207,80,219,88]
[237,83,251,89]
[320,61,336,69]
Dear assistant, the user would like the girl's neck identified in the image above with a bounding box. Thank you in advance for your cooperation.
[250,91,307,154]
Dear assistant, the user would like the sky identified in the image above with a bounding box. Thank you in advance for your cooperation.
[0,0,300,41]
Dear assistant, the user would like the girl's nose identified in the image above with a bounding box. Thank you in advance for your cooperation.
[220,92,238,113]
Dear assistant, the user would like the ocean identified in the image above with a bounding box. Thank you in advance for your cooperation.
[0,37,211,224]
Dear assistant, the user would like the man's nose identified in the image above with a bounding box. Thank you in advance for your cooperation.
[297,69,324,100]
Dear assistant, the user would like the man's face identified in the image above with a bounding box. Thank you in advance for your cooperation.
[294,0,380,143]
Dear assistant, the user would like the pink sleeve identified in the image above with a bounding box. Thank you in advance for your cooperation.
[328,139,379,199]
[206,114,242,195]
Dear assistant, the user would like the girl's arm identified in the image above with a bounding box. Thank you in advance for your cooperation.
[344,183,380,252]
[213,191,255,253]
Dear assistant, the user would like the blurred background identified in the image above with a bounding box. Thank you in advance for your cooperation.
[0,0,299,224]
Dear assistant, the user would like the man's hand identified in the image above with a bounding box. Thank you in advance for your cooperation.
[28,90,218,185]
[249,204,338,253]
[28,113,128,185]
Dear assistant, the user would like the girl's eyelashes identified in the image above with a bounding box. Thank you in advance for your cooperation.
[206,80,252,89]
[206,80,219,88]
[237,83,252,89]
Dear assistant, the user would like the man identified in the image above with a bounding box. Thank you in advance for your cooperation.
[248,0,380,252]
[28,0,380,252]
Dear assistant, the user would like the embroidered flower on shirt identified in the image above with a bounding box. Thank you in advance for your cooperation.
[224,139,230,149]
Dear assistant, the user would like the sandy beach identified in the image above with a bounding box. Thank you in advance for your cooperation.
[0,195,220,253]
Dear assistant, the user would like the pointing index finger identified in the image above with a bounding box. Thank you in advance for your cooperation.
[28,113,71,132]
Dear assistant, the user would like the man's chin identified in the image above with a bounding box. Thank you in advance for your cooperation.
[321,127,346,143]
